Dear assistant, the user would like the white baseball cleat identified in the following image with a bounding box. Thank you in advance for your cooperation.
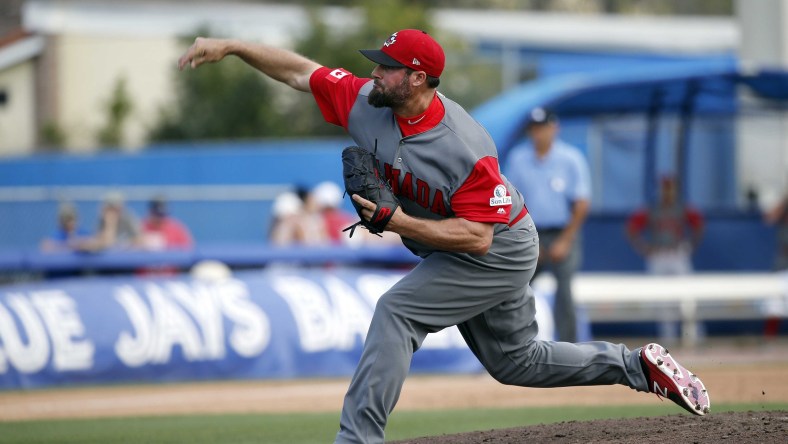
[640,343,711,416]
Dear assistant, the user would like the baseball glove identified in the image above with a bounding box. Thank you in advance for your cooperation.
[341,145,400,237]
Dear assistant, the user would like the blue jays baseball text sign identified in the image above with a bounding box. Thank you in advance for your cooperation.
[0,270,481,390]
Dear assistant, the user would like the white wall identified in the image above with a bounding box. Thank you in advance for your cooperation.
[55,34,181,151]
[736,0,788,208]
[0,60,36,156]
[737,0,788,67]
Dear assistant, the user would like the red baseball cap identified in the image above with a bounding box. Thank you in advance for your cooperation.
[360,29,445,78]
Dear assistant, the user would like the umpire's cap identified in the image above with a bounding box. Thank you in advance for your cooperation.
[526,107,558,127]
[360,29,445,78]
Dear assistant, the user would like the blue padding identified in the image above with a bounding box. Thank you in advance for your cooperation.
[0,268,481,390]
[1,244,419,273]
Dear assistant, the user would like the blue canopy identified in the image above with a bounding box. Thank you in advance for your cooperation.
[472,59,788,161]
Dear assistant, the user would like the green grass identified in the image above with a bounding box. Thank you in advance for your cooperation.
[1,403,786,444]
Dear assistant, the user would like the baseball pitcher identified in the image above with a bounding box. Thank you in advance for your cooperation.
[179,29,710,444]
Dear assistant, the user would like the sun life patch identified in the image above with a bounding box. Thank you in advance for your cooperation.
[490,184,512,206]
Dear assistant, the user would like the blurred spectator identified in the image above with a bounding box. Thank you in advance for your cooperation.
[312,181,402,247]
[39,202,92,252]
[298,184,333,245]
[140,195,194,251]
[504,107,591,342]
[94,191,142,250]
[763,189,788,271]
[626,176,704,275]
[626,176,705,343]
[269,190,314,246]
[312,181,353,244]
[269,184,402,248]
[762,188,788,338]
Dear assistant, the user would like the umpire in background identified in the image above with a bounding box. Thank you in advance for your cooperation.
[504,108,591,342]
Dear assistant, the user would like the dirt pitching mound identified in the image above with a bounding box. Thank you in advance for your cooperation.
[392,410,788,444]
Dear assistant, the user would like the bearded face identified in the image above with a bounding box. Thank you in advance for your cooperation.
[368,71,412,109]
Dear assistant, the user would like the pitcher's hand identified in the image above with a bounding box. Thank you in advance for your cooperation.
[178,37,229,70]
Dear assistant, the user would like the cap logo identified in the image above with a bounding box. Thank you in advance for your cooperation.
[383,32,398,47]
[362,29,445,78]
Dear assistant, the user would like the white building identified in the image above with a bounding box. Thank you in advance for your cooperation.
[0,0,757,156]
[0,30,42,156]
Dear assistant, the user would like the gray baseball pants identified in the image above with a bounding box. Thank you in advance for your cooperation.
[334,216,648,444]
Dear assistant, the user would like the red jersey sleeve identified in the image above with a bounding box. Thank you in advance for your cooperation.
[450,156,511,224]
[309,67,369,129]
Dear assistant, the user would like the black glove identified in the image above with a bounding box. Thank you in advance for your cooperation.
[341,146,400,237]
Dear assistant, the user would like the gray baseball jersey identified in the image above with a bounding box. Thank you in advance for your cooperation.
[347,82,529,257]
[310,67,648,444]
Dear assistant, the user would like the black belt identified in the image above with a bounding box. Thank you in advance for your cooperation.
[539,227,564,235]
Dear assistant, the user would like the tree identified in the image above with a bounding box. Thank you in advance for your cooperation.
[97,76,133,148]
[149,34,289,142]
[148,1,503,143]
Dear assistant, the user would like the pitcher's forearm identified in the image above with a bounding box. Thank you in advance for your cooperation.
[388,214,493,255]
[227,40,321,92]
[179,37,321,92]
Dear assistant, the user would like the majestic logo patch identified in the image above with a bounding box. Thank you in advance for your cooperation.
[327,68,350,83]
[383,32,398,47]
[490,184,512,206]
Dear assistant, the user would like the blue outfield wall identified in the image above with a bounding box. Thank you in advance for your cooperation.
[581,211,777,272]
[0,139,353,187]
[0,141,778,272]
[0,140,357,249]
[0,212,774,274]
[0,268,483,390]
